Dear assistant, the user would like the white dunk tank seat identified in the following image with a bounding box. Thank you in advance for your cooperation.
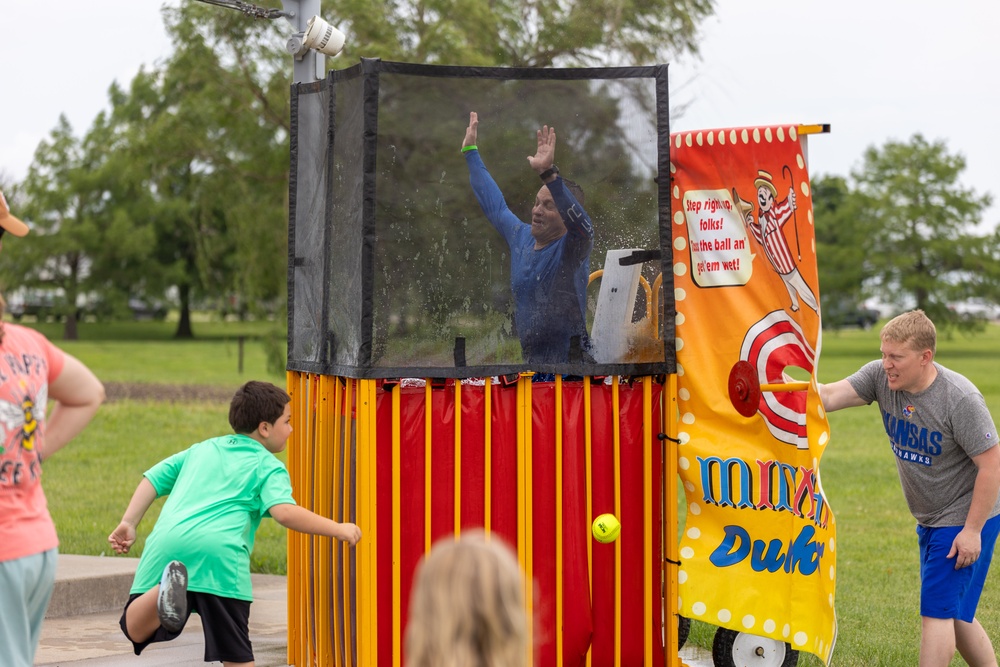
[590,248,661,364]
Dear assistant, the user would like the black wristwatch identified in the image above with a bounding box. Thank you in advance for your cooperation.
[539,165,560,181]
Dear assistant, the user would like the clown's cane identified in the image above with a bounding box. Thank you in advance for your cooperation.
[782,164,801,261]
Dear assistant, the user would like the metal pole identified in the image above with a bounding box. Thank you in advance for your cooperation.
[281,0,324,83]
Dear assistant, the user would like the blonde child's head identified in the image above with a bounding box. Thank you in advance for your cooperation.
[405,531,528,667]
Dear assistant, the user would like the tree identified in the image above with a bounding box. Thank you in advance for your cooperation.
[13,0,716,348]
[813,173,867,311]
[849,134,995,330]
[100,2,291,338]
[322,0,715,67]
[12,115,156,340]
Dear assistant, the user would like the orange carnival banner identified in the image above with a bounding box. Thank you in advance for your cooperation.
[670,125,837,664]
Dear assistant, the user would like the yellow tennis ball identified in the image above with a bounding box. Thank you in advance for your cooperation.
[592,513,621,543]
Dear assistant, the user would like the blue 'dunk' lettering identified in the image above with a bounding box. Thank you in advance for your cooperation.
[709,523,824,575]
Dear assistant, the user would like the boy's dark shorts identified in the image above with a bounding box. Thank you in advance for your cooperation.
[119,590,253,663]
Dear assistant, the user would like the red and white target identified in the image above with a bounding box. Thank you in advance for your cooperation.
[738,310,815,448]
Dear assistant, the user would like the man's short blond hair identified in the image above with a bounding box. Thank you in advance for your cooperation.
[881,309,936,355]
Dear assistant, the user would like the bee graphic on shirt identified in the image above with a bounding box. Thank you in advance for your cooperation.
[0,384,46,456]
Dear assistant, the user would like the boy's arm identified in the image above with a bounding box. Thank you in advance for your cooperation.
[268,503,362,545]
[108,477,158,555]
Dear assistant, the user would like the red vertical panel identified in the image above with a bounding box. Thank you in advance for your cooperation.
[618,386,646,667]
[530,385,558,667]
[616,385,665,667]
[396,386,429,666]
[648,387,664,667]
[588,382,618,667]
[460,385,487,529]
[489,383,520,547]
[429,383,456,543]
[560,382,595,666]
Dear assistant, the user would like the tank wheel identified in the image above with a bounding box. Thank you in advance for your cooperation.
[711,627,798,667]
[678,615,691,648]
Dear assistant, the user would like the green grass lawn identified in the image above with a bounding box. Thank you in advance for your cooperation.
[23,318,1000,664]
[28,318,287,386]
[30,320,289,574]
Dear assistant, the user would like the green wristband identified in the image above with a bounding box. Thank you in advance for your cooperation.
[462,145,478,153]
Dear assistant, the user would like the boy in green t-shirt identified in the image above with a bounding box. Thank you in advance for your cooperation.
[108,380,361,665]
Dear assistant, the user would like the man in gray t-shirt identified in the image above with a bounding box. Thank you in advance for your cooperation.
[821,309,1000,667]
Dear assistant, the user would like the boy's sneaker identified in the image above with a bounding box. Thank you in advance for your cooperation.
[157,560,189,633]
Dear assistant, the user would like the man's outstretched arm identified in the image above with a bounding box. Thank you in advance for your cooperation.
[463,111,521,241]
[819,378,867,412]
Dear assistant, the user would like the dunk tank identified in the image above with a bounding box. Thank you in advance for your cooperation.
[283,58,837,667]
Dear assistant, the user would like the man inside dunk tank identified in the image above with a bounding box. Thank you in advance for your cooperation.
[291,62,673,379]
[287,60,678,666]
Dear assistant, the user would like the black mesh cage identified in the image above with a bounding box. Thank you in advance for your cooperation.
[288,59,676,379]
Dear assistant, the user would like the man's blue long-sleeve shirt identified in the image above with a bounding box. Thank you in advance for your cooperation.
[465,149,593,364]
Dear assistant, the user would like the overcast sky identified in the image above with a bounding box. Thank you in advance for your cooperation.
[3,1,998,226]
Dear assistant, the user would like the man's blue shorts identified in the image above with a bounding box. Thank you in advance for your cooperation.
[918,513,1000,622]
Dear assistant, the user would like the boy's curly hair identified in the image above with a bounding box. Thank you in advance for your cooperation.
[229,381,290,434]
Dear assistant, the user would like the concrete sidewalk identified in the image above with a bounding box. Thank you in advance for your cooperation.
[35,554,290,666]
[36,554,712,667]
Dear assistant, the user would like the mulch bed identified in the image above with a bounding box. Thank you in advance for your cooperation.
[103,382,237,403]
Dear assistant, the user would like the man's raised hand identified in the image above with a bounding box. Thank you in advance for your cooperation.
[528,125,556,173]
[463,111,479,150]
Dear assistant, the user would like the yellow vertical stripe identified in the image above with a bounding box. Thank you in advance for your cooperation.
[286,372,300,667]
[342,379,353,667]
[392,383,402,667]
[455,380,462,535]
[355,380,375,667]
[584,378,594,667]
[356,378,366,666]
[302,374,316,665]
[516,377,526,571]
[332,377,345,665]
[484,378,492,534]
[664,375,681,666]
[525,377,534,653]
[424,381,433,554]
[643,377,653,667]
[612,378,622,667]
[315,375,332,666]
[515,375,530,664]
[555,376,564,667]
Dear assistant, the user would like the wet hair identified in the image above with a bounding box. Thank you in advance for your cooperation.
[405,532,528,667]
[881,309,936,355]
[228,380,291,434]
[561,177,585,207]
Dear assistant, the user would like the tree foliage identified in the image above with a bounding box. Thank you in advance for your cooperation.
[323,0,715,67]
[99,3,291,338]
[814,134,999,332]
[12,115,157,340]
[813,174,866,310]
[11,0,715,345]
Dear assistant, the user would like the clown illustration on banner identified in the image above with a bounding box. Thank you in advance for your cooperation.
[671,126,837,664]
